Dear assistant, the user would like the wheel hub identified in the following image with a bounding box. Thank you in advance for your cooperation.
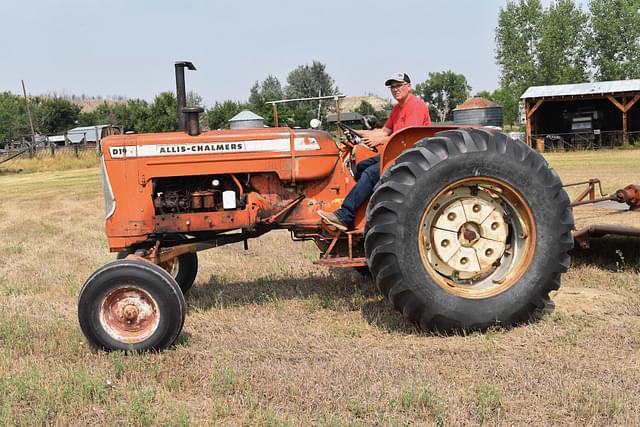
[459,222,480,246]
[122,304,139,322]
[99,286,160,344]
[429,188,508,278]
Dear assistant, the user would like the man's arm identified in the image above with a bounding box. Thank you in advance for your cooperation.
[360,127,392,149]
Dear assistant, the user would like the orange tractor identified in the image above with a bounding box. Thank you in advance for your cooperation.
[78,62,574,351]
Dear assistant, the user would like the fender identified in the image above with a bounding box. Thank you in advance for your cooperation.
[380,125,476,174]
[351,125,474,231]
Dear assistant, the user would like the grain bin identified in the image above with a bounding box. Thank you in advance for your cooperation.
[453,97,503,128]
[229,110,265,129]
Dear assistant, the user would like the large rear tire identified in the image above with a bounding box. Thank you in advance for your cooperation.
[78,259,186,351]
[365,129,573,331]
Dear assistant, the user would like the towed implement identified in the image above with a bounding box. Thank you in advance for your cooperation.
[78,62,574,351]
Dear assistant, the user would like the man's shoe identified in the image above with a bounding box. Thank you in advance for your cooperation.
[317,210,348,232]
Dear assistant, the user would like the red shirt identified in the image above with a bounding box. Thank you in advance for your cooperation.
[384,94,431,133]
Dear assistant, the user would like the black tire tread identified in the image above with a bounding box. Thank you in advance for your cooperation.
[365,128,574,332]
[78,259,186,351]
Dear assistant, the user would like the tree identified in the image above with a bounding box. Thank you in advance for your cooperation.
[495,0,544,97]
[283,61,339,127]
[123,99,152,133]
[148,92,178,132]
[494,0,590,128]
[84,102,125,128]
[285,61,338,99]
[187,91,204,108]
[0,92,31,143]
[538,0,589,84]
[203,100,245,130]
[415,71,471,122]
[588,0,640,80]
[248,75,287,126]
[355,100,390,125]
[36,98,81,135]
[249,75,285,107]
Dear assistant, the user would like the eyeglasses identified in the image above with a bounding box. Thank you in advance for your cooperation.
[389,83,407,91]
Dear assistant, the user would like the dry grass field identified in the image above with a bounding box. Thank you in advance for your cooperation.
[0,148,639,426]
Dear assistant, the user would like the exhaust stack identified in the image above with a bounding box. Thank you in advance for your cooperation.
[174,61,197,132]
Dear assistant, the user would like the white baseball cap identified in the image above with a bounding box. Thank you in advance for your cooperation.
[385,72,411,86]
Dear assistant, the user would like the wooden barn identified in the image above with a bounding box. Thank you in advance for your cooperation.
[521,80,640,150]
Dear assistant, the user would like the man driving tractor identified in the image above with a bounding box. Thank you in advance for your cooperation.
[318,72,431,231]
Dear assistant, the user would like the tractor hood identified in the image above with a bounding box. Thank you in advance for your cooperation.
[101,127,340,183]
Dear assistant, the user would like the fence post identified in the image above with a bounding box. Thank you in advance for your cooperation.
[50,143,55,157]
[74,144,79,158]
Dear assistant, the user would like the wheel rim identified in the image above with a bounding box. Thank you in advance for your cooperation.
[99,286,160,344]
[418,177,536,299]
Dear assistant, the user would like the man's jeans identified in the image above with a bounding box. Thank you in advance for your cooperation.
[335,155,380,226]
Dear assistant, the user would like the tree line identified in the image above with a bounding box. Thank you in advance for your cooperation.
[492,0,640,125]
[0,61,341,145]
[1,0,638,145]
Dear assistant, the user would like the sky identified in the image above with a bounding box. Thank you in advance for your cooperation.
[0,0,582,107]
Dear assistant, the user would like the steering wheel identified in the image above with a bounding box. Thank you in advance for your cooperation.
[337,122,378,153]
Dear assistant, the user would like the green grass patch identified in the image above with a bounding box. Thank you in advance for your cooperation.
[0,243,23,255]
[0,285,31,297]
[211,365,241,394]
[396,385,446,424]
[553,330,578,346]
[0,370,47,425]
[469,383,503,425]
[115,387,156,426]
[0,151,99,175]
[0,168,101,197]
[565,386,624,423]
[60,370,113,405]
[0,315,34,354]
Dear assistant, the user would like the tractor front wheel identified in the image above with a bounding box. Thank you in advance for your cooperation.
[117,250,198,294]
[78,259,186,351]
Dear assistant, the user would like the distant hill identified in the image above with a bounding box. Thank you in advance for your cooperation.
[32,94,127,112]
[70,98,126,112]
[339,96,390,113]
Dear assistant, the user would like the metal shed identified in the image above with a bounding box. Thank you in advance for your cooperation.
[521,80,640,149]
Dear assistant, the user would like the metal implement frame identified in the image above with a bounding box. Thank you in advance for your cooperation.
[566,178,640,248]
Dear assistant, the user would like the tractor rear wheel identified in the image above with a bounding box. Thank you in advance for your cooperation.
[365,129,573,331]
[78,259,186,351]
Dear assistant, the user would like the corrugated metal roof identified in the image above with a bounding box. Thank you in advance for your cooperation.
[229,110,264,122]
[521,79,640,99]
[326,112,362,122]
[67,126,99,143]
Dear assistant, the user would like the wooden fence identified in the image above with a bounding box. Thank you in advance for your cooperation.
[0,144,98,164]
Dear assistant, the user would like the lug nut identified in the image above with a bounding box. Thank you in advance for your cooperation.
[441,239,450,247]
[491,222,499,230]
[460,257,468,265]
[485,248,494,257]
[447,212,456,221]
[473,204,481,213]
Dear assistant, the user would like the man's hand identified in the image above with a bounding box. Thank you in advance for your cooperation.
[360,128,391,149]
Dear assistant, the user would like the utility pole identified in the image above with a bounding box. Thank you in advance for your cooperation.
[21,80,37,145]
